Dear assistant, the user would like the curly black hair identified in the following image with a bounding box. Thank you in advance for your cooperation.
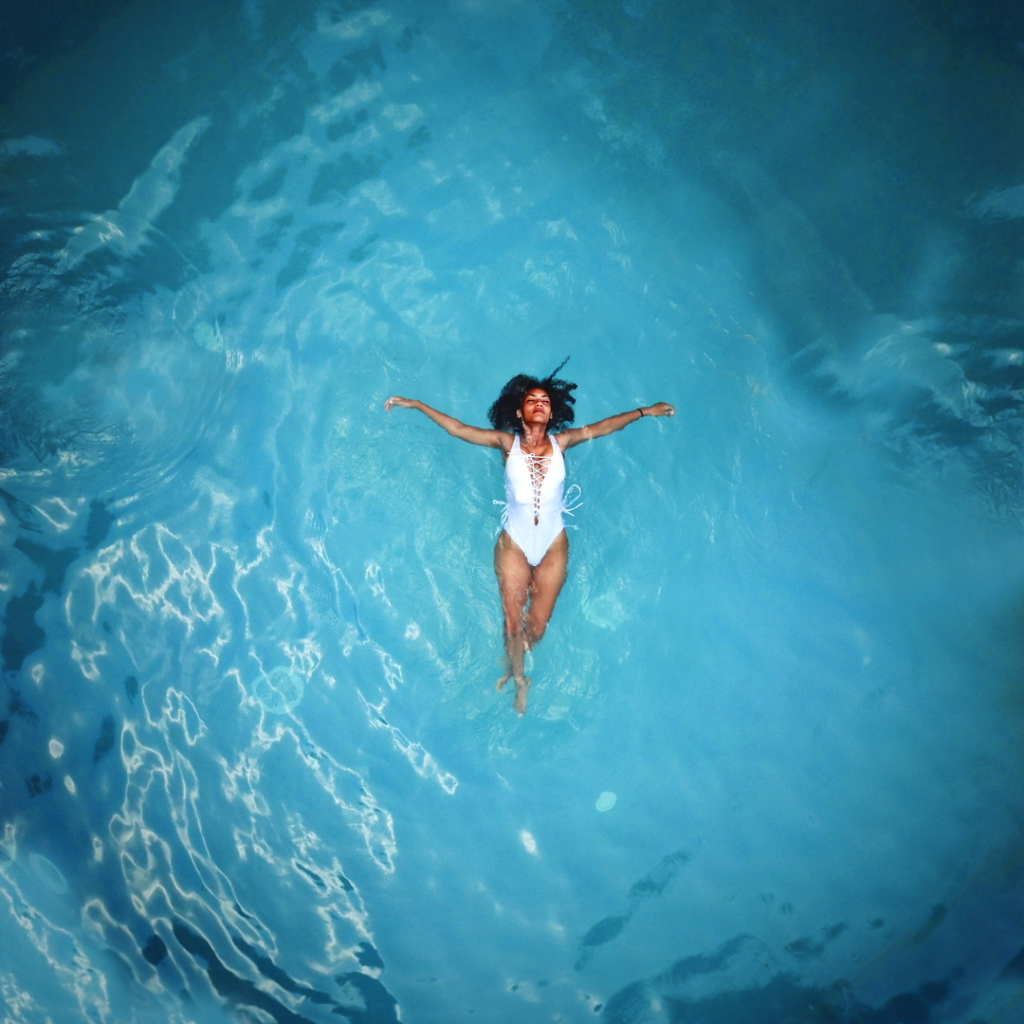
[487,358,577,434]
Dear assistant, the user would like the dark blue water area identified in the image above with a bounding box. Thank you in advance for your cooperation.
[2,1,1024,1022]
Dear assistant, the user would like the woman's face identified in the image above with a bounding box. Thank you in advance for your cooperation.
[520,388,551,426]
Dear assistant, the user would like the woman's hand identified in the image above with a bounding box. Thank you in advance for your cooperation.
[384,396,418,412]
[645,402,675,418]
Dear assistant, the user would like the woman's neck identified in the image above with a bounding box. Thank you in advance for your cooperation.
[520,425,549,449]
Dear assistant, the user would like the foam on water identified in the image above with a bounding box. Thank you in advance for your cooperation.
[27,853,69,895]
[2,0,1024,1022]
[252,667,306,715]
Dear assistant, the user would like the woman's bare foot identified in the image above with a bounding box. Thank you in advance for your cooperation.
[513,676,531,716]
[496,671,511,693]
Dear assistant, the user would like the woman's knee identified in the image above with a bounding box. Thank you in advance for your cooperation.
[524,610,549,643]
[503,609,525,637]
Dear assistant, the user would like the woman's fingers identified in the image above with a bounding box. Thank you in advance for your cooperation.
[650,401,674,417]
[384,395,407,412]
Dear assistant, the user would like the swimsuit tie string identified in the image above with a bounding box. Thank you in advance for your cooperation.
[562,483,583,515]
[493,498,510,536]
[561,484,583,530]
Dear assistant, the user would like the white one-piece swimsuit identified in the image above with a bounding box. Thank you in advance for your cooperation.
[498,435,579,566]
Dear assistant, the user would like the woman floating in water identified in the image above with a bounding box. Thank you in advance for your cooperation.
[385,363,674,715]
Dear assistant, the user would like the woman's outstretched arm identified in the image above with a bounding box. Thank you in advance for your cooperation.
[384,396,509,450]
[559,402,674,451]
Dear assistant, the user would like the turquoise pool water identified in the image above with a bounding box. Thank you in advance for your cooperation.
[2,1,1024,1021]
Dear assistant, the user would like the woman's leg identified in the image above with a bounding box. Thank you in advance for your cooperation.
[525,529,568,650]
[494,531,532,699]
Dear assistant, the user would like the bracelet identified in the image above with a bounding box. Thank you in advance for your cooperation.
[636,407,645,418]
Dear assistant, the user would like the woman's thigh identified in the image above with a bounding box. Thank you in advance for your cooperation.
[525,530,568,636]
[494,531,531,628]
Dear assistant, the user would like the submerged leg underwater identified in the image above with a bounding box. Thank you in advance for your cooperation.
[2,0,1024,1022]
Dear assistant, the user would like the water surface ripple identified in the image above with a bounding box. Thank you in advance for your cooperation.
[1,1,1024,1022]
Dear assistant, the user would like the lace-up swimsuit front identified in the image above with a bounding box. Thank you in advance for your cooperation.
[498,434,579,567]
